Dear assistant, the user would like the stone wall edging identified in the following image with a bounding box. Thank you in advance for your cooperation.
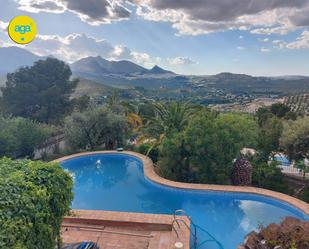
[53,150,309,216]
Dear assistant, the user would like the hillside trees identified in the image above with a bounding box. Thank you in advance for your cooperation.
[257,117,283,161]
[64,107,128,150]
[0,58,78,123]
[280,116,309,161]
[255,103,298,161]
[256,103,297,126]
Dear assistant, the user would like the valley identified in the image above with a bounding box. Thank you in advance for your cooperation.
[1,46,309,113]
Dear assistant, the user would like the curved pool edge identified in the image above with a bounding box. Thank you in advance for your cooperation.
[53,150,309,216]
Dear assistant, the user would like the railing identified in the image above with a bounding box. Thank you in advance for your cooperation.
[172,209,224,249]
[279,165,309,177]
[279,165,301,174]
[172,209,197,249]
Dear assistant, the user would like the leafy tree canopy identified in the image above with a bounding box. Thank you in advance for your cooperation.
[64,107,129,150]
[0,116,52,158]
[257,116,283,161]
[0,158,73,249]
[0,58,78,123]
[270,103,291,118]
[256,103,297,127]
[280,116,309,160]
[158,111,258,184]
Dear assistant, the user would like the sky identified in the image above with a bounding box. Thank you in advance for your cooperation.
[0,0,309,76]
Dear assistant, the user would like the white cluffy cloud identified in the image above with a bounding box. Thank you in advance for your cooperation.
[259,38,270,42]
[0,20,197,69]
[23,33,159,66]
[260,47,271,52]
[286,30,309,49]
[134,0,309,36]
[15,0,309,36]
[0,20,8,30]
[271,31,309,49]
[1,31,194,68]
[167,56,197,65]
[109,45,160,67]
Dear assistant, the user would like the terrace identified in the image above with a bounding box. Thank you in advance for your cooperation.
[56,151,309,249]
[62,210,190,249]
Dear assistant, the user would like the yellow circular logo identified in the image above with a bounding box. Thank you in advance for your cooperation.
[8,16,37,44]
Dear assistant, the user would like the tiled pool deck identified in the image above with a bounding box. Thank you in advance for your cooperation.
[62,210,190,249]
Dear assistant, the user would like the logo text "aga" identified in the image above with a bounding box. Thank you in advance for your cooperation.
[14,25,31,34]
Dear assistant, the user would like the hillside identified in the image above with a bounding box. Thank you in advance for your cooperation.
[0,46,309,103]
[73,78,148,102]
[0,47,41,74]
[72,78,119,98]
[285,93,309,115]
[195,73,309,94]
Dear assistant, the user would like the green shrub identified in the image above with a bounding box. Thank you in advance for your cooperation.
[158,111,258,184]
[136,143,159,163]
[0,116,52,158]
[0,158,73,249]
[300,187,309,203]
[252,161,290,194]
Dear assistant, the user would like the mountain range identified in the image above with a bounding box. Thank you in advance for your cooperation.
[71,56,174,76]
[1,46,309,96]
[0,46,174,77]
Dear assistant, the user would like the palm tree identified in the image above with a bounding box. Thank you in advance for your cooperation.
[143,101,197,154]
[127,112,143,131]
[121,101,143,131]
[146,102,196,136]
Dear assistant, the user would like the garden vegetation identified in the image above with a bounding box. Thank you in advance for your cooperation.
[0,58,308,248]
[0,158,73,249]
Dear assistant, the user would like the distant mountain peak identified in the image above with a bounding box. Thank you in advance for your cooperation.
[152,65,161,70]
[149,65,175,74]
[71,57,175,76]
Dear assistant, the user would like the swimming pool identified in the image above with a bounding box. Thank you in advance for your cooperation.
[61,153,309,249]
[274,154,291,166]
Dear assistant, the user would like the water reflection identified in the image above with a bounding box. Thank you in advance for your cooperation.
[61,154,308,249]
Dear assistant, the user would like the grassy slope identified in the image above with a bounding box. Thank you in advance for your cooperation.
[72,78,119,98]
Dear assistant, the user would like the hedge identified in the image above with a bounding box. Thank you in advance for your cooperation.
[0,158,73,249]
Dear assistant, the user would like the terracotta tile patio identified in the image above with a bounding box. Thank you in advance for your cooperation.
[61,210,190,249]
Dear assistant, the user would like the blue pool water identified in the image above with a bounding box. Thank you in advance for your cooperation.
[274,155,291,166]
[61,153,308,249]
